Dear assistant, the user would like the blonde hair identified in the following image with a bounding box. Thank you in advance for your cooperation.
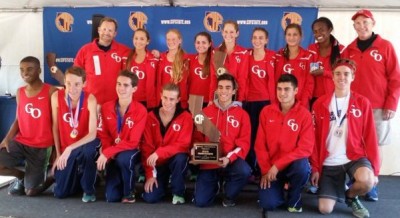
[219,20,239,52]
[167,29,188,84]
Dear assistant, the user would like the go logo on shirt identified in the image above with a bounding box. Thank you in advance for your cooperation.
[172,123,181,131]
[350,105,362,118]
[235,56,241,63]
[165,66,172,75]
[111,53,123,63]
[130,66,145,79]
[287,119,299,131]
[299,62,305,70]
[125,117,134,129]
[62,112,75,127]
[251,65,266,78]
[227,115,239,128]
[25,103,41,119]
[283,64,294,74]
[370,50,382,62]
[194,67,208,79]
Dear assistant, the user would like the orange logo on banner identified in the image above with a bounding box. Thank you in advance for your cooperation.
[129,12,148,31]
[55,12,74,32]
[281,12,302,30]
[204,11,223,32]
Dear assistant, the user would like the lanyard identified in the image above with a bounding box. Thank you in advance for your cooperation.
[333,94,349,128]
[67,92,84,128]
[115,101,131,135]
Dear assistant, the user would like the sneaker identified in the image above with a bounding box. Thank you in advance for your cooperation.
[288,207,303,213]
[122,193,136,204]
[306,185,318,194]
[365,186,378,202]
[137,175,145,183]
[82,193,96,203]
[172,195,185,205]
[222,198,236,207]
[8,179,25,196]
[346,195,370,218]
[189,174,197,182]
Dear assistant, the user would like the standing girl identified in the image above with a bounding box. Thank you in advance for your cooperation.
[275,24,314,108]
[125,28,159,109]
[157,29,189,109]
[188,32,214,106]
[245,27,276,177]
[308,17,344,105]
[213,20,249,102]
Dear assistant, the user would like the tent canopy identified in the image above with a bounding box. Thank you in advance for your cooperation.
[2,0,400,9]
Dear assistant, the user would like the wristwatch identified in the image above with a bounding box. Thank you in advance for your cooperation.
[50,66,59,74]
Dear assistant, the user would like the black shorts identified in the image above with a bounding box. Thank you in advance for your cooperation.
[0,140,52,189]
[318,158,372,203]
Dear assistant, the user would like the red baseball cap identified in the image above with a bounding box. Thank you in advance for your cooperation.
[352,9,375,21]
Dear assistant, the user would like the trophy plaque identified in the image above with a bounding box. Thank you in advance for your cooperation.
[188,94,221,164]
[191,112,221,164]
[213,50,227,76]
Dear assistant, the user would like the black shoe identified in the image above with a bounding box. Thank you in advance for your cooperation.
[222,198,236,207]
[8,179,25,196]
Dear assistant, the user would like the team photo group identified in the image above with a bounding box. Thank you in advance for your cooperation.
[1,8,399,218]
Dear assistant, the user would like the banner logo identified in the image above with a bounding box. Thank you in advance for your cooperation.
[55,12,74,32]
[129,11,148,31]
[281,12,302,30]
[204,11,223,32]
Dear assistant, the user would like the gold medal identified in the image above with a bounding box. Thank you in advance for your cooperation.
[115,137,121,144]
[70,129,78,138]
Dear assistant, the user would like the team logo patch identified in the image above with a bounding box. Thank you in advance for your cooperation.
[227,115,239,128]
[281,12,302,30]
[194,67,208,79]
[203,11,223,32]
[283,64,294,74]
[251,65,266,78]
[130,66,145,79]
[350,105,362,118]
[25,103,41,119]
[287,119,299,131]
[126,117,134,128]
[370,50,382,62]
[129,11,148,31]
[55,12,74,32]
[172,123,181,131]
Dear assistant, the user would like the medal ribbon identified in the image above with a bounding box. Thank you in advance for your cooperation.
[115,101,131,138]
[333,94,349,128]
[67,92,84,129]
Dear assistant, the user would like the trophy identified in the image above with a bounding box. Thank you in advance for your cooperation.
[213,50,227,76]
[188,94,221,164]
